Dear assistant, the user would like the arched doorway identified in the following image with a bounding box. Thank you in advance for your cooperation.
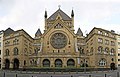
[5,59,10,69]
[43,59,50,67]
[110,62,115,70]
[13,58,19,69]
[55,59,62,67]
[67,59,75,67]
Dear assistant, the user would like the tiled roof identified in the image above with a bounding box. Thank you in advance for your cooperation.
[76,28,83,36]
[4,28,14,36]
[47,9,71,21]
[35,28,42,36]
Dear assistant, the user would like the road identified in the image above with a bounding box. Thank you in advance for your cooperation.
[0,69,119,77]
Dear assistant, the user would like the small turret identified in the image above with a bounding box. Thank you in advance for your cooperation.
[71,9,74,17]
[76,28,83,36]
[35,28,42,37]
[44,10,47,18]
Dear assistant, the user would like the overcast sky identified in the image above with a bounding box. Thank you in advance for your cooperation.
[0,0,120,37]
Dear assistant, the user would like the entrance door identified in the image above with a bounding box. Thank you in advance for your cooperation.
[5,59,10,69]
[110,62,115,70]
[13,58,19,69]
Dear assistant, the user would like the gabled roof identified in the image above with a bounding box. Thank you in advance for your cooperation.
[76,28,83,36]
[4,27,14,36]
[47,8,71,21]
[35,28,42,36]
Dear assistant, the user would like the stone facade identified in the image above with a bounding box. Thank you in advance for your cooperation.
[3,28,33,69]
[116,35,120,67]
[2,8,117,69]
[0,31,4,69]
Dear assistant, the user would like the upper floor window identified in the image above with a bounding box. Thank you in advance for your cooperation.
[111,41,115,46]
[118,42,120,45]
[98,38,103,43]
[5,41,10,46]
[104,47,109,54]
[105,32,109,36]
[13,38,19,45]
[13,47,19,55]
[118,53,120,56]
[110,34,115,38]
[54,23,63,29]
[5,49,10,56]
[0,42,1,47]
[0,50,1,55]
[110,48,115,55]
[98,31,103,35]
[24,48,27,55]
[90,47,93,52]
[105,39,109,45]
[98,46,103,53]
[118,37,120,40]
[118,48,120,51]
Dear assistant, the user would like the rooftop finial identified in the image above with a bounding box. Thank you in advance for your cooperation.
[71,7,74,17]
[58,5,61,9]
[44,8,47,18]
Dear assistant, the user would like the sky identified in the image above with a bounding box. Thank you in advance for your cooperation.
[0,0,120,37]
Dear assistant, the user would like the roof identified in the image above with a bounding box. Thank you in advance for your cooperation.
[47,8,71,21]
[4,28,14,36]
[76,28,83,36]
[35,28,42,36]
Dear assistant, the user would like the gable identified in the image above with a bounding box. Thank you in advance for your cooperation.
[42,19,75,37]
[47,9,71,21]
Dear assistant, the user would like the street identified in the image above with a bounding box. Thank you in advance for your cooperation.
[0,69,119,77]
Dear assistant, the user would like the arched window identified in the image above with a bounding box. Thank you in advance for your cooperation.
[110,48,115,55]
[5,49,9,56]
[43,59,50,67]
[104,47,109,54]
[13,47,19,55]
[55,59,62,67]
[90,47,93,53]
[67,59,75,67]
[99,58,106,66]
[98,46,103,53]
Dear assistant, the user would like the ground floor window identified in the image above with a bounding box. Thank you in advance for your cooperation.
[43,59,50,67]
[55,59,62,67]
[67,59,75,67]
[99,58,106,66]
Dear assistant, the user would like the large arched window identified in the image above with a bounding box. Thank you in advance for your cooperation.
[5,49,9,56]
[98,46,103,53]
[99,58,106,66]
[110,48,115,55]
[55,59,62,67]
[43,59,50,67]
[104,47,109,54]
[13,47,19,55]
[67,59,75,67]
